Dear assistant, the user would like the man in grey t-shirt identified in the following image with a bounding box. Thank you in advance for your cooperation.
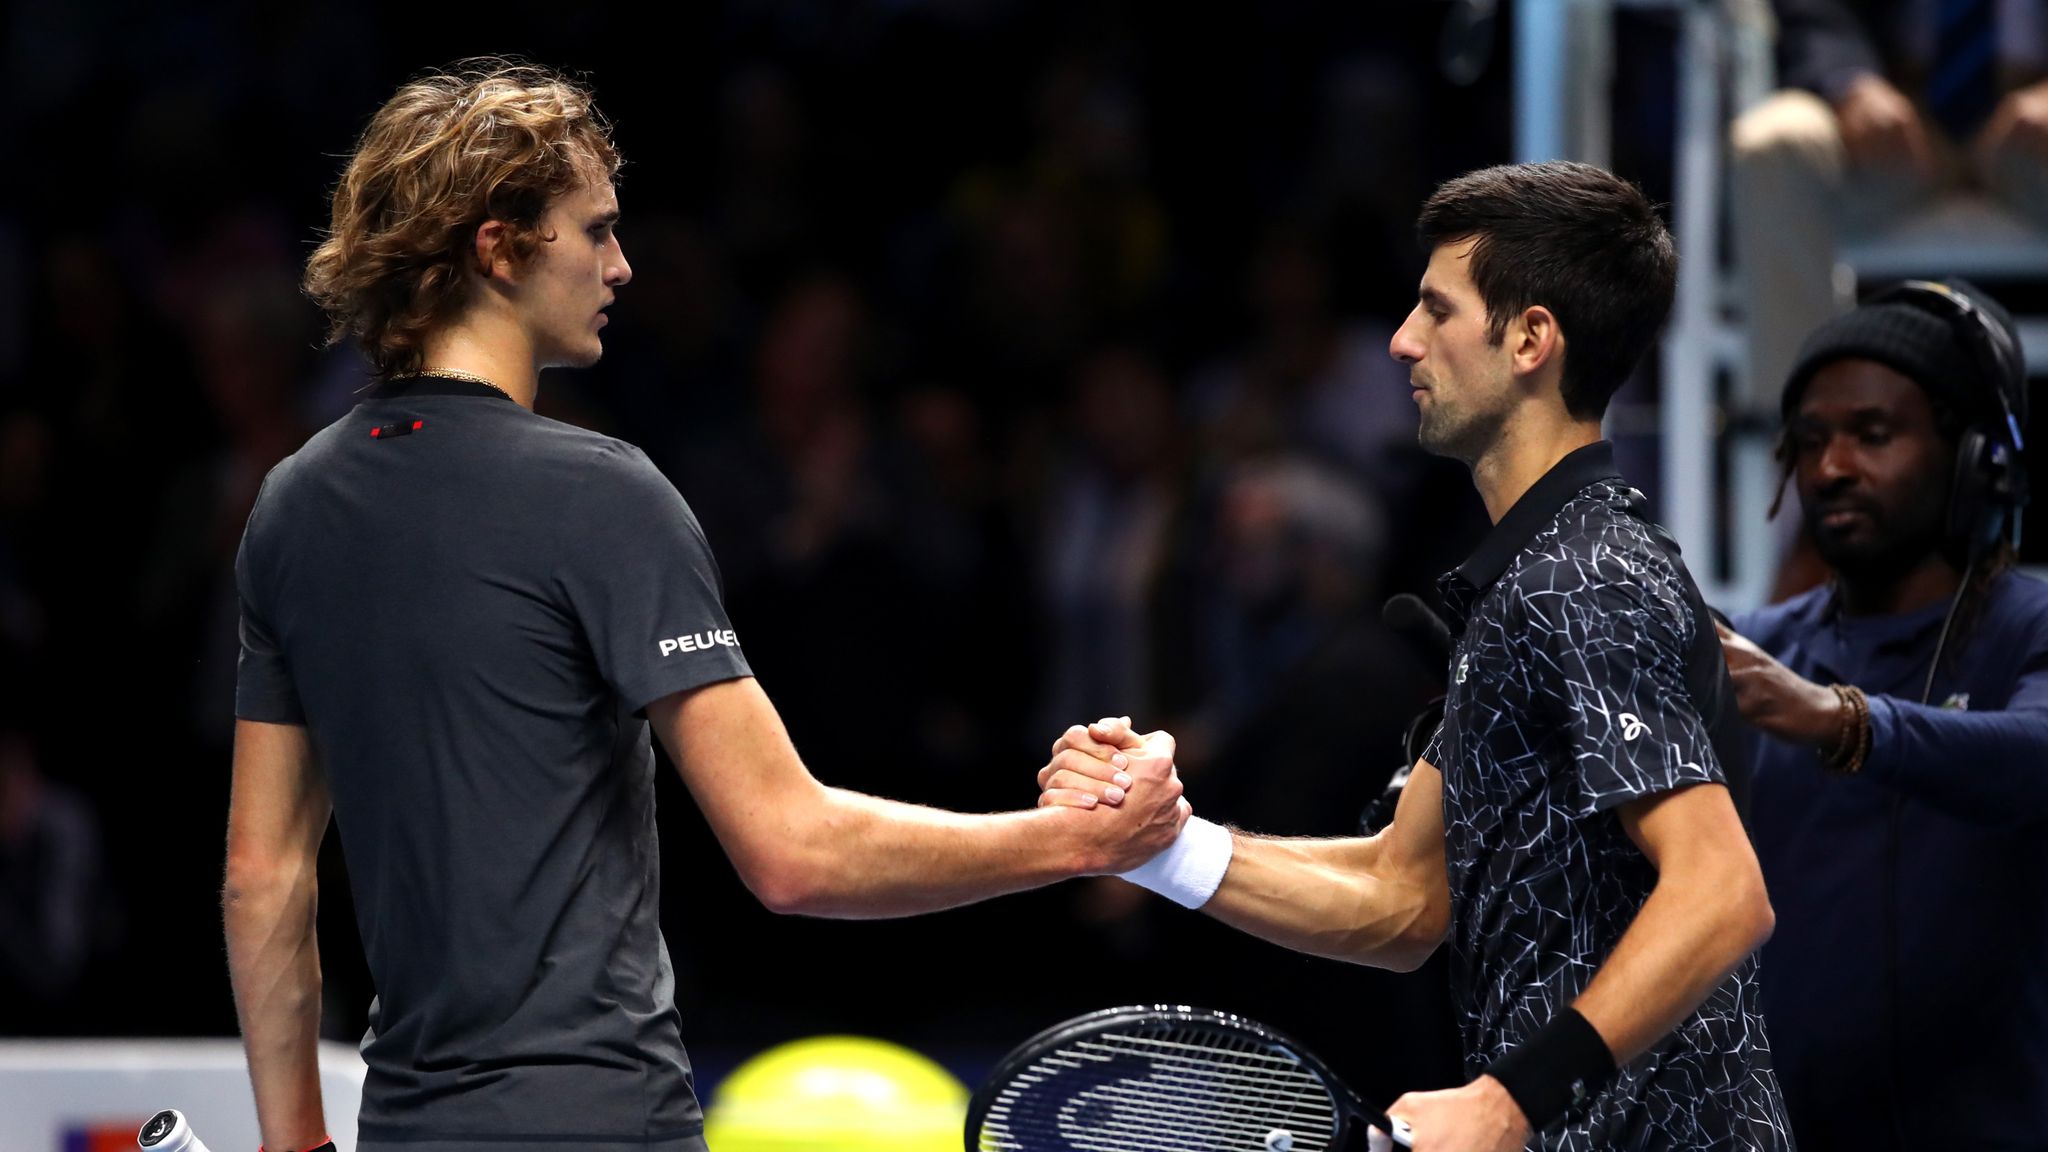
[222,59,1190,1152]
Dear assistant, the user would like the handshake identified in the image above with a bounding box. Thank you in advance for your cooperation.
[1034,717,1234,910]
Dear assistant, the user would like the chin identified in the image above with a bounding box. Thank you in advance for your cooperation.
[1811,531,1923,582]
[1416,417,1477,464]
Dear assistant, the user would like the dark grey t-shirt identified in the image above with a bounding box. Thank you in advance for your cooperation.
[234,376,750,1149]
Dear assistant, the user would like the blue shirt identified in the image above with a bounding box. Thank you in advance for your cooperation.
[1429,442,1792,1151]
[1733,569,2048,1152]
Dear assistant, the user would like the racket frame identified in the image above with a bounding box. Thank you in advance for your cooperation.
[965,1003,1402,1151]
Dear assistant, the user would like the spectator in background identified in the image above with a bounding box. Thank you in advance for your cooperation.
[0,730,116,1034]
[680,273,883,589]
[0,412,50,685]
[136,212,315,754]
[1154,452,1462,1105]
[1186,226,1418,499]
[1731,0,2048,408]
[672,273,925,803]
[1036,345,1182,739]
[714,65,818,302]
[1186,456,1421,836]
[1183,224,1478,597]
[941,53,1167,397]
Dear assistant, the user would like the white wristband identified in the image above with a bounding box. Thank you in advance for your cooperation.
[1117,816,1233,909]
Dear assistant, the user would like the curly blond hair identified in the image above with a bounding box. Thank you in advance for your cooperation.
[304,58,622,378]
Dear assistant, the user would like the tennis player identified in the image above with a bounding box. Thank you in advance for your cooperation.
[221,58,1188,1152]
[1044,163,1794,1151]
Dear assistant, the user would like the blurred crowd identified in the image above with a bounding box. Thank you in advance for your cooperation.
[0,0,1693,1101]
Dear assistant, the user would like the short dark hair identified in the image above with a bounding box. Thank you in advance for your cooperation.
[1416,161,1676,420]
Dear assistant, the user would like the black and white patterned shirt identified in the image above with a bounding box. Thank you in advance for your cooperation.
[1426,442,1793,1151]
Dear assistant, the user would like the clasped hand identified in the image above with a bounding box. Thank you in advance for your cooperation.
[1036,715,1190,872]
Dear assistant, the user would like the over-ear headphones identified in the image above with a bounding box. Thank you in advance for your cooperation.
[1866,279,2031,559]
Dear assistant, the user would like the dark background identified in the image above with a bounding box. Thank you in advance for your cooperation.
[0,0,1695,1106]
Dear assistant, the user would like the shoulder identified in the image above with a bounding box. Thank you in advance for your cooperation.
[516,418,682,503]
[1989,567,2048,612]
[1505,482,1694,632]
[242,419,351,527]
[514,414,654,470]
[1984,568,2048,649]
[515,422,717,555]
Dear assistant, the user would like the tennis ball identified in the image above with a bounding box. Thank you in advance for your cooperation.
[702,1035,968,1152]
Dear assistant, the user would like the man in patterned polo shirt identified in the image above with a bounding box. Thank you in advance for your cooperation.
[1043,162,1793,1150]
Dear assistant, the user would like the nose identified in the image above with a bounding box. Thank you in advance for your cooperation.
[1390,306,1425,365]
[607,237,633,288]
[1814,433,1858,489]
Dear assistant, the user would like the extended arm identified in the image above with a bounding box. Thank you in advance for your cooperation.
[1199,759,1450,972]
[648,677,1187,919]
[1039,719,1449,972]
[1721,620,2048,828]
[1859,689,2048,828]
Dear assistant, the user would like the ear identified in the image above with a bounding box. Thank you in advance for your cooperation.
[1506,304,1563,381]
[473,220,514,282]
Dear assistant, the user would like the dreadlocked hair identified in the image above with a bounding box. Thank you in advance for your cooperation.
[1944,540,2017,679]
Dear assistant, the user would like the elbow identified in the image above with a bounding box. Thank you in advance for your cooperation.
[221,853,308,913]
[1744,875,1776,955]
[718,780,847,917]
[1379,940,1438,974]
[734,844,837,917]
[732,814,840,917]
[1707,856,1775,961]
[1377,894,1451,973]
[746,865,825,917]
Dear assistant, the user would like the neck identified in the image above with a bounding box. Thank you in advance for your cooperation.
[420,322,539,410]
[1835,551,1964,617]
[1470,414,1603,523]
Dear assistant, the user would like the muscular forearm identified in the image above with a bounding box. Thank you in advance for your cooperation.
[1203,834,1447,971]
[223,866,326,1151]
[1570,863,1772,1063]
[663,678,1187,920]
[745,786,1098,918]
[1863,698,2048,827]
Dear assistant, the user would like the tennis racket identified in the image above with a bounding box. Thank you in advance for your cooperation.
[967,1004,1414,1151]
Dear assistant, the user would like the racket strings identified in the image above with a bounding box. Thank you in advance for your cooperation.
[977,1024,1342,1151]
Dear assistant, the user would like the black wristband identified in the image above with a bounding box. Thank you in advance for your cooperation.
[1483,1007,1618,1132]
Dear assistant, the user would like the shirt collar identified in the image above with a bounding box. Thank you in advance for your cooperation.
[1437,440,1624,630]
[365,375,517,402]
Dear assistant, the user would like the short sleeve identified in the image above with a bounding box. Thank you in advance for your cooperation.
[562,446,752,713]
[234,501,305,725]
[1516,556,1722,817]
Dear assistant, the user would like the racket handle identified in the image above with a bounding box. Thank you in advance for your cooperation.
[137,1109,213,1152]
[1365,1114,1415,1151]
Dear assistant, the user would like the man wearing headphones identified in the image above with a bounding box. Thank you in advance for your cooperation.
[1717,279,2048,1151]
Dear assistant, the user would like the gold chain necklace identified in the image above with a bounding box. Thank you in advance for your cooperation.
[415,367,519,404]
